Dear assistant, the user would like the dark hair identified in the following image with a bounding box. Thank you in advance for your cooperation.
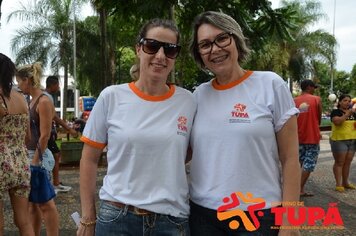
[0,53,16,98]
[190,11,250,69]
[46,75,59,88]
[300,79,318,91]
[337,94,351,108]
[136,18,180,44]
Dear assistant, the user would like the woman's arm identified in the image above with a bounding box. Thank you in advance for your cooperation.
[276,115,301,236]
[277,115,301,203]
[77,144,102,236]
[332,109,353,126]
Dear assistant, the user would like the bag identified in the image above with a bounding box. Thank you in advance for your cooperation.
[28,93,56,203]
[29,165,56,203]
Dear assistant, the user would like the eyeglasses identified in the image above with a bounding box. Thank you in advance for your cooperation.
[139,38,181,59]
[198,32,233,55]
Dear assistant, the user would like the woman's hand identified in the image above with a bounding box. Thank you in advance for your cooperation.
[76,223,95,236]
[344,109,353,118]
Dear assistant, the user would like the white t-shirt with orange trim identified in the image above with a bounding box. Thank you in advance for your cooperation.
[81,82,196,218]
[189,71,299,211]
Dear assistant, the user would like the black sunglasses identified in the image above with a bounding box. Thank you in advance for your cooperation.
[139,38,181,59]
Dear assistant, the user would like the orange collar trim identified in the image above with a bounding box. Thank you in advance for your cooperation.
[129,82,175,101]
[212,70,253,90]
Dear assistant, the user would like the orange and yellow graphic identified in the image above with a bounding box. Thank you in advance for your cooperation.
[217,192,265,231]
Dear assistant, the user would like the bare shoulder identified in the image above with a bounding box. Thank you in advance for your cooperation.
[39,94,54,107]
[38,93,55,117]
[10,89,28,112]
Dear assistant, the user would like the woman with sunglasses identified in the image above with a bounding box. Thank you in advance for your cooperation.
[188,11,301,236]
[77,18,196,236]
[330,94,356,192]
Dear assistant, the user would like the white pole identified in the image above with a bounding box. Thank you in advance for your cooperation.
[73,0,80,118]
[330,0,336,93]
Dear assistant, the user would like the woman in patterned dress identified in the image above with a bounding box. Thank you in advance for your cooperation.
[0,53,34,235]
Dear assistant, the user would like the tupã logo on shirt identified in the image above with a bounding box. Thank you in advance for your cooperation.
[229,103,250,123]
[177,116,188,136]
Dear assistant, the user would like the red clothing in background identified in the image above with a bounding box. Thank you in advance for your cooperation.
[294,93,321,144]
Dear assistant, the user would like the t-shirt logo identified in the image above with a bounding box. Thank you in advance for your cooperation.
[298,102,310,113]
[229,103,250,123]
[177,116,188,136]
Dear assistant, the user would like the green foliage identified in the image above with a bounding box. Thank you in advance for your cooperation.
[333,71,353,96]
[75,16,102,96]
[11,0,351,98]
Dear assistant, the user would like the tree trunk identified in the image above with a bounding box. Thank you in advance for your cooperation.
[109,48,116,85]
[169,5,176,84]
[99,8,109,89]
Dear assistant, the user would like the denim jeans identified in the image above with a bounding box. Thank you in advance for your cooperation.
[189,201,278,236]
[95,200,190,236]
[28,148,55,172]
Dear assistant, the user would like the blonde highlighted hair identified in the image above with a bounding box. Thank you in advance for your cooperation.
[16,62,43,89]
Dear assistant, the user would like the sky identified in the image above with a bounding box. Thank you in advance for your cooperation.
[1,0,356,73]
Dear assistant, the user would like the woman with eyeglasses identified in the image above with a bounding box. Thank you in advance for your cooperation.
[188,11,301,236]
[77,18,196,236]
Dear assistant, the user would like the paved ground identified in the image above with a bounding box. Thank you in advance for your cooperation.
[3,132,356,235]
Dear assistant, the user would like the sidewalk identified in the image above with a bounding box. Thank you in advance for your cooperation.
[3,132,356,235]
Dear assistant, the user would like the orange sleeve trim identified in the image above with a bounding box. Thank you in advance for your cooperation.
[212,70,253,90]
[129,82,175,101]
[80,136,106,149]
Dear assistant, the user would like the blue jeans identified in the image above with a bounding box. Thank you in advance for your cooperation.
[189,201,278,236]
[28,148,55,172]
[95,200,190,236]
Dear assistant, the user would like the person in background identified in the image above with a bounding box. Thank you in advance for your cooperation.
[188,11,300,236]
[16,63,59,236]
[44,75,77,193]
[294,79,322,197]
[73,117,86,134]
[330,94,356,192]
[0,53,34,235]
[129,64,139,80]
[77,18,196,236]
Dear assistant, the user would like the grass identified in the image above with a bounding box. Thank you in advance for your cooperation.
[55,137,82,148]
[321,118,332,127]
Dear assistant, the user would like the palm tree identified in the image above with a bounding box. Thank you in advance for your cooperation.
[250,0,336,91]
[8,0,83,118]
